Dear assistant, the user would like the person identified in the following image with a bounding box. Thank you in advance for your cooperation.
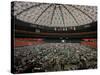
[78,55,87,69]
[60,59,65,70]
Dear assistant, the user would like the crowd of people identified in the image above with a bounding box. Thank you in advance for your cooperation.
[13,43,97,73]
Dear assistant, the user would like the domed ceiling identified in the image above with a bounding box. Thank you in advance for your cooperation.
[13,1,97,27]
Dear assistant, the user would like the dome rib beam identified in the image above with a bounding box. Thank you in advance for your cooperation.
[69,5,94,22]
[62,5,79,26]
[16,3,42,16]
[34,4,52,24]
[59,5,65,27]
[50,5,56,25]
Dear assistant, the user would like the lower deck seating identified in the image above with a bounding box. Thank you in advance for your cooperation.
[14,43,97,73]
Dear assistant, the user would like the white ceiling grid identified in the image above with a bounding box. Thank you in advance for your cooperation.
[13,1,97,27]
